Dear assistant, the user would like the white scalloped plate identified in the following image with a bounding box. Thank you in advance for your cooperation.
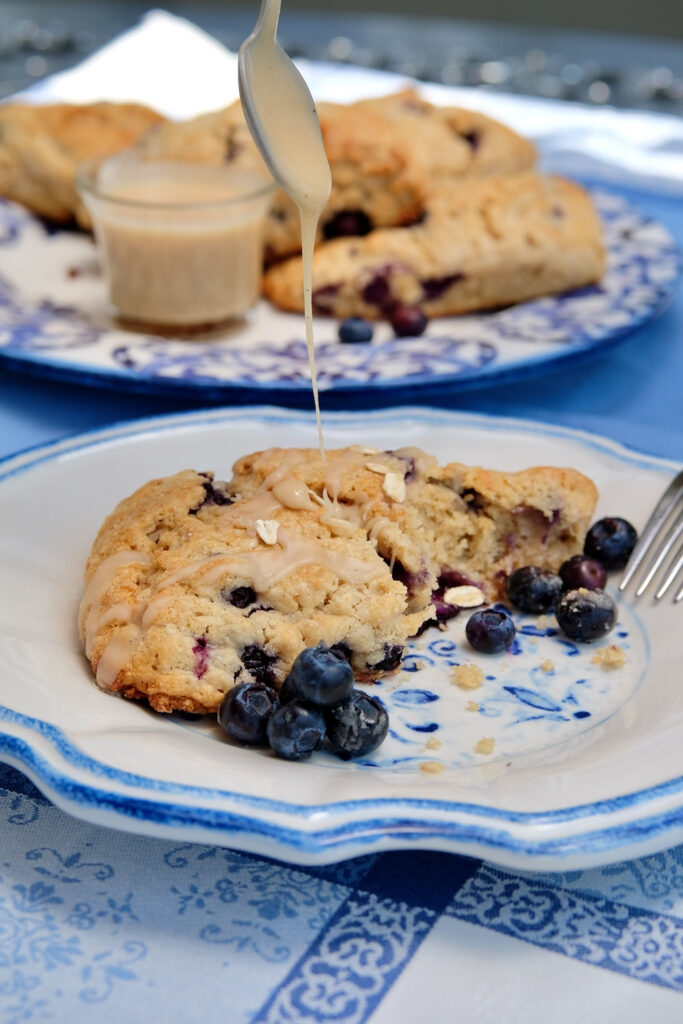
[0,407,680,870]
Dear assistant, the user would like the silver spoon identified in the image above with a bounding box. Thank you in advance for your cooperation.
[238,0,331,211]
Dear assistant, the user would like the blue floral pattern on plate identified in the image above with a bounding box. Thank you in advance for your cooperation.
[171,599,647,772]
[0,190,678,396]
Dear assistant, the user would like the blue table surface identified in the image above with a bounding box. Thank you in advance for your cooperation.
[0,179,682,464]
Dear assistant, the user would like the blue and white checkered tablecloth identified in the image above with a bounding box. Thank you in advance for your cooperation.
[1,764,682,1023]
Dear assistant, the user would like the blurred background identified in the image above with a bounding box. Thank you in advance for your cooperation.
[1,1,682,111]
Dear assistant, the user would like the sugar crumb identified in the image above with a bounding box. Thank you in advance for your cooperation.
[425,736,442,751]
[474,737,495,755]
[540,659,555,673]
[536,614,549,630]
[420,761,445,774]
[466,700,480,712]
[592,644,627,669]
[451,663,485,690]
[529,637,539,647]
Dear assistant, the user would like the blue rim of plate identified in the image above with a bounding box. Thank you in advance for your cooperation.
[0,186,680,402]
[0,406,681,863]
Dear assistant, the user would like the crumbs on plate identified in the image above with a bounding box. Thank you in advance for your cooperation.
[592,644,627,669]
[474,737,495,756]
[420,760,445,774]
[451,663,485,690]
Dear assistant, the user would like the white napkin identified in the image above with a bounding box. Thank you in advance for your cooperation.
[25,9,240,119]
[22,7,683,192]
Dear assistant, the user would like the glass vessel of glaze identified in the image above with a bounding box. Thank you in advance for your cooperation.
[78,155,275,330]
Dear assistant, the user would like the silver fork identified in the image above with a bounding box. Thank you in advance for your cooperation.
[620,469,683,603]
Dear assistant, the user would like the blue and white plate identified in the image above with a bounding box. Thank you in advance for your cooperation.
[0,186,678,399]
[0,407,680,869]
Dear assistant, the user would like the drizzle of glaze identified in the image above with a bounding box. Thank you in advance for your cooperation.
[159,526,383,593]
[79,550,152,657]
[238,0,331,459]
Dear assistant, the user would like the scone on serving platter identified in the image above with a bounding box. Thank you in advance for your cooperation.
[0,102,166,226]
[263,173,606,318]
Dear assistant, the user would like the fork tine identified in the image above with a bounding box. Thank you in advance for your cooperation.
[655,544,683,600]
[620,469,683,591]
[634,509,683,596]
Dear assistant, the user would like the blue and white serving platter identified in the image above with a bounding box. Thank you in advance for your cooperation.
[0,185,678,400]
[0,407,680,871]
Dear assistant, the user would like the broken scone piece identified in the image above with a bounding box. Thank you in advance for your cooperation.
[229,446,597,623]
[78,469,425,714]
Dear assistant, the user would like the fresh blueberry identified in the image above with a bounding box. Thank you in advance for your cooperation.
[505,566,563,613]
[555,588,617,642]
[338,317,373,344]
[466,608,516,654]
[280,642,354,707]
[217,682,278,745]
[325,690,389,760]
[390,305,428,338]
[267,701,326,761]
[559,555,607,592]
[584,517,638,569]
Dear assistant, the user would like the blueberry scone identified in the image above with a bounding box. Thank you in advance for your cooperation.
[78,470,426,714]
[136,88,536,261]
[228,446,598,625]
[0,102,166,226]
[79,448,596,713]
[263,173,606,318]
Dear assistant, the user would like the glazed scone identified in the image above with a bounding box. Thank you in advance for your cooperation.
[0,102,166,226]
[136,89,536,261]
[78,470,426,714]
[228,446,598,620]
[263,173,606,318]
[350,89,536,181]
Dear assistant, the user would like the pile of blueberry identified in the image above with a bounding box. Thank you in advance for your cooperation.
[464,516,638,654]
[218,642,388,762]
[338,308,428,344]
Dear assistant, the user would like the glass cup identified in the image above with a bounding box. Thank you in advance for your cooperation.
[77,154,275,331]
